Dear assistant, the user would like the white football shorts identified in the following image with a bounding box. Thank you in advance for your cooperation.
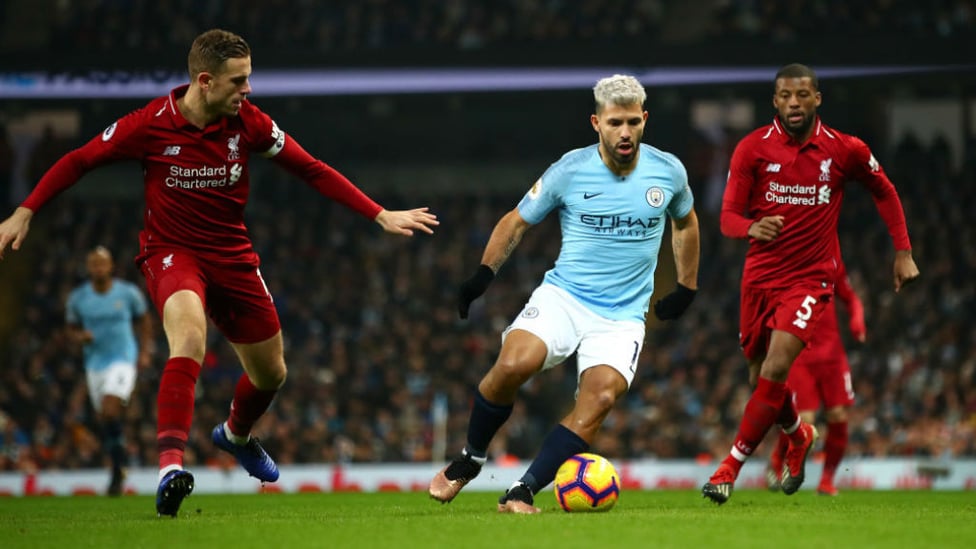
[502,284,645,387]
[86,360,137,411]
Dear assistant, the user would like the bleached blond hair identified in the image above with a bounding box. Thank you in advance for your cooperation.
[593,74,647,113]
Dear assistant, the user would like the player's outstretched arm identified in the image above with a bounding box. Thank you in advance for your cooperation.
[373,207,438,236]
[0,207,34,260]
[457,208,531,319]
[892,249,919,293]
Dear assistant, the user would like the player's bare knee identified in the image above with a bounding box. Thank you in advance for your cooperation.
[580,387,617,416]
[168,328,206,363]
[251,363,286,390]
[100,396,124,419]
[760,357,791,382]
[477,376,513,403]
[491,355,536,385]
[270,366,287,389]
[825,407,847,423]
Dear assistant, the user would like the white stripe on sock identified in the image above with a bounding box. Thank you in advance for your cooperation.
[462,448,487,465]
[224,421,249,445]
[159,464,182,481]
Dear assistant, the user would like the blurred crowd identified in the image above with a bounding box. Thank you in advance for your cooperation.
[706,0,976,41]
[20,0,671,56]
[0,125,973,473]
[2,0,970,57]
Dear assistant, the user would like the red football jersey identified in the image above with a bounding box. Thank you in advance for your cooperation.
[22,85,381,266]
[721,117,910,288]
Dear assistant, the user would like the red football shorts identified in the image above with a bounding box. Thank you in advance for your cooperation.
[139,250,281,344]
[788,352,854,411]
[738,284,834,362]
[788,305,855,410]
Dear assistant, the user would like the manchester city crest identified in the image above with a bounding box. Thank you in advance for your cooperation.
[645,187,665,207]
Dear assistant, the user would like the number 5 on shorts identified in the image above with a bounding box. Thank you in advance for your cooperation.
[792,295,817,330]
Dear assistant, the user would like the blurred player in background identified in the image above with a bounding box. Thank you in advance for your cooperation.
[766,252,865,496]
[66,246,153,496]
[0,28,438,517]
[703,63,918,505]
[429,74,700,513]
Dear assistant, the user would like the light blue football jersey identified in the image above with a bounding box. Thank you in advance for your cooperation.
[65,279,148,371]
[517,143,693,322]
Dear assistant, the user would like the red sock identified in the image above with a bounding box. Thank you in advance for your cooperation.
[726,377,787,474]
[821,421,848,483]
[777,390,808,444]
[226,374,278,438]
[777,388,799,429]
[770,431,789,472]
[157,357,201,470]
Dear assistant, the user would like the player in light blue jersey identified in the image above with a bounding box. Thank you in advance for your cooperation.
[430,74,700,513]
[66,246,153,496]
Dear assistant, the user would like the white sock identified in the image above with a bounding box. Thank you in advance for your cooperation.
[158,464,182,481]
[223,421,249,445]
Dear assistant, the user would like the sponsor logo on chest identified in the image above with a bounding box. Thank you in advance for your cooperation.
[764,156,834,206]
[165,163,243,190]
[161,134,245,191]
[765,181,832,206]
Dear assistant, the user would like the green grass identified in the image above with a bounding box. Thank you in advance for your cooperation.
[1,490,974,549]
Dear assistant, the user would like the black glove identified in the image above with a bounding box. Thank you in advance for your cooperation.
[458,265,495,319]
[653,283,697,320]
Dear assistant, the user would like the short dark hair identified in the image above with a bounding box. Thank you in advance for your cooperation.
[775,63,818,90]
[188,29,251,79]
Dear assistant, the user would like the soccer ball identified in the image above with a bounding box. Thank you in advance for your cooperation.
[553,453,620,512]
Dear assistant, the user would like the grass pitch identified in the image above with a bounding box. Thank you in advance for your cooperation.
[1,489,974,549]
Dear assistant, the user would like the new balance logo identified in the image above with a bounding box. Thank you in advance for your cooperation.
[163,146,181,156]
[766,163,781,172]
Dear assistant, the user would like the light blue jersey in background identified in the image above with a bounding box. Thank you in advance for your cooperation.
[517,143,693,322]
[65,279,148,372]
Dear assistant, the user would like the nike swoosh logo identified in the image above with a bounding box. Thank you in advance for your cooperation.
[583,192,603,199]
